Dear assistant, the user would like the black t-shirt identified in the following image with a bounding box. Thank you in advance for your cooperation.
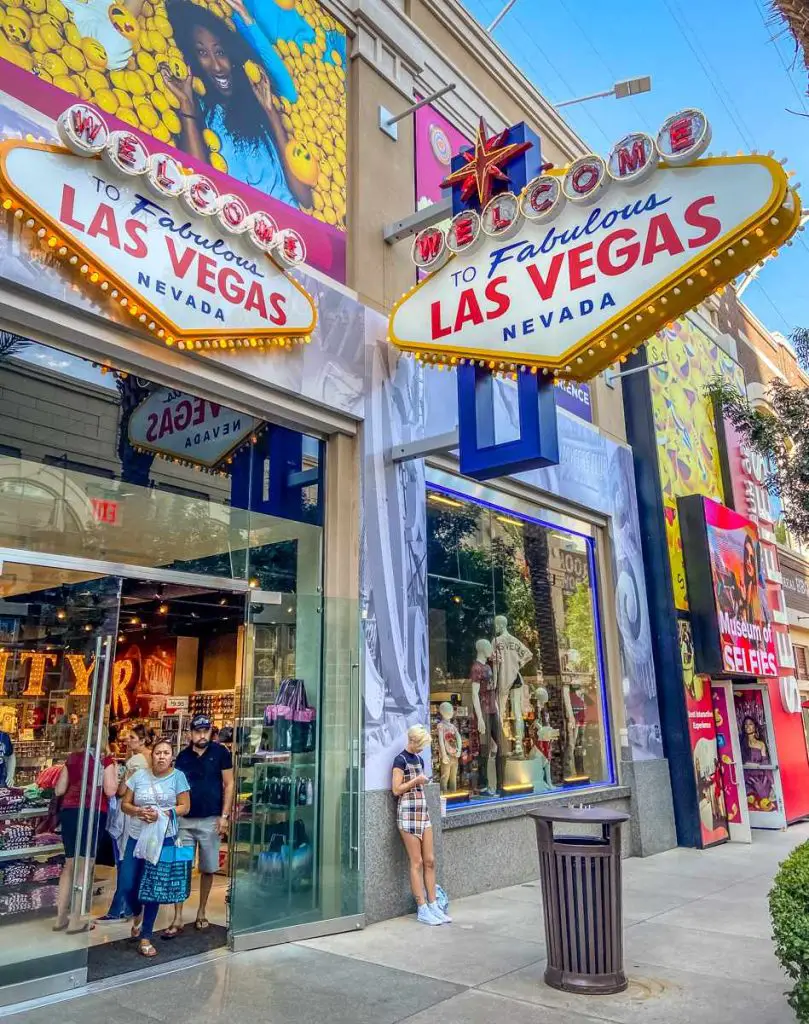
[393,750,423,774]
[175,742,232,819]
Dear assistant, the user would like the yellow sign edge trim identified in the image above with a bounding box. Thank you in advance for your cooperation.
[388,155,797,381]
[0,138,318,348]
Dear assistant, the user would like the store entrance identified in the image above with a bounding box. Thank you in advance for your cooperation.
[0,557,247,1001]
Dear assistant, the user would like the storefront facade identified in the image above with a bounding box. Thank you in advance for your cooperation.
[623,309,809,848]
[0,0,365,991]
[3,0,794,1006]
[362,336,675,920]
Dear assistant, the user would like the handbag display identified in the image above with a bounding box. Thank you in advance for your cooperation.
[263,678,316,754]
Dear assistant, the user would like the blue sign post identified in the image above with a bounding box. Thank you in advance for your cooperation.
[444,119,561,481]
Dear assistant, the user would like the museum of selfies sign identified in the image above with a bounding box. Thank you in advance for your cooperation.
[389,109,802,381]
[0,104,316,354]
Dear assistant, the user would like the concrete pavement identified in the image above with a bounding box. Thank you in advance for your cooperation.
[8,822,806,1024]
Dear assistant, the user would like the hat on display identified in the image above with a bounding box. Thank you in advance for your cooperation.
[190,715,213,731]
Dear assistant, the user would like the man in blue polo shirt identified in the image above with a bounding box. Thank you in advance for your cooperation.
[165,715,234,936]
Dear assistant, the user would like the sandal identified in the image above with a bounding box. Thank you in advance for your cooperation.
[194,917,210,931]
[137,939,158,958]
[52,920,69,932]
[161,925,182,940]
[66,922,95,934]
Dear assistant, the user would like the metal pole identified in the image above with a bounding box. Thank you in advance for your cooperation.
[487,0,518,32]
[554,88,615,109]
[604,359,667,388]
[384,84,457,127]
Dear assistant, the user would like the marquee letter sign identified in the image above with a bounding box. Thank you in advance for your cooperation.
[0,104,317,354]
[389,109,802,380]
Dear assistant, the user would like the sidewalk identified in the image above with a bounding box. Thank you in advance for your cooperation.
[9,823,807,1024]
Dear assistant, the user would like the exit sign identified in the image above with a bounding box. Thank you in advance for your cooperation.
[91,498,119,525]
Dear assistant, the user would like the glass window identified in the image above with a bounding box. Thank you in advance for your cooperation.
[426,485,613,808]
[0,334,323,586]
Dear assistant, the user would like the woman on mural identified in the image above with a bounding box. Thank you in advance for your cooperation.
[740,714,775,809]
[163,0,313,209]
[739,535,766,626]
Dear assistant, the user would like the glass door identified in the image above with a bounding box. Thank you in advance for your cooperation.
[0,560,120,1005]
[229,592,363,948]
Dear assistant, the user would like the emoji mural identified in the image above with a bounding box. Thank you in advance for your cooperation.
[647,317,741,611]
[0,0,347,231]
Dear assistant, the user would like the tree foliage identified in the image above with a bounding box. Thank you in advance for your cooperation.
[705,327,809,544]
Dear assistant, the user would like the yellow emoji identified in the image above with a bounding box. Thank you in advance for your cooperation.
[38,49,68,75]
[107,2,138,39]
[80,36,108,69]
[0,37,33,68]
[61,43,86,72]
[45,0,67,21]
[1,13,29,42]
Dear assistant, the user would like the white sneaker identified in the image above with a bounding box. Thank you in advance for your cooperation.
[428,901,452,924]
[416,904,442,926]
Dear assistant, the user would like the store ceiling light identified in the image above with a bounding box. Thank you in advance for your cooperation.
[428,493,463,508]
[496,515,523,526]
[158,603,169,615]
[56,609,66,621]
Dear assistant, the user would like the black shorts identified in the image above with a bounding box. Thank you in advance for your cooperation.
[60,807,107,859]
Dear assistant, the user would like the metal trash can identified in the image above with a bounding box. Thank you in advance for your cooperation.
[528,806,630,995]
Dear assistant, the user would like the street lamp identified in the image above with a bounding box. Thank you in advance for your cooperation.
[555,76,652,109]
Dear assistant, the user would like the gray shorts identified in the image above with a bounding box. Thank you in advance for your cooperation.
[178,817,221,874]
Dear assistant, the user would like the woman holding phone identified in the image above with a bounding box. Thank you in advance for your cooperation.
[391,725,450,927]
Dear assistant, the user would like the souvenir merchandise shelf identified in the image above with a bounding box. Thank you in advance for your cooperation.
[188,690,235,728]
[250,623,296,715]
[236,753,317,909]
[0,843,62,862]
[0,807,49,821]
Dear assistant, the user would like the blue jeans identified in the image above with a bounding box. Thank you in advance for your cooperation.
[105,838,134,918]
[119,837,161,939]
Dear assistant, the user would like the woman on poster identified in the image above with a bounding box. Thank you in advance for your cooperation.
[164,0,313,209]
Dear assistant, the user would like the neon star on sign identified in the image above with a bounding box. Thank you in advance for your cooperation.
[440,117,533,207]
[0,104,316,355]
[390,108,802,380]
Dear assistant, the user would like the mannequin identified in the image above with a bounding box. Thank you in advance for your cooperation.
[526,686,556,791]
[468,638,503,796]
[436,703,461,792]
[493,615,533,757]
[563,682,587,779]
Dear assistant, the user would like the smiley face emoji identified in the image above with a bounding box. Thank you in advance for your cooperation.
[285,139,319,186]
[108,2,138,40]
[37,49,68,75]
[22,0,46,12]
[1,14,30,43]
[80,35,108,68]
[161,52,186,80]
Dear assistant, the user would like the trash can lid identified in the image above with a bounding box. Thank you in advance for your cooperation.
[527,806,630,825]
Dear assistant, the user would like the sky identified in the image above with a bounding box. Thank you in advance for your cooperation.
[460,0,809,339]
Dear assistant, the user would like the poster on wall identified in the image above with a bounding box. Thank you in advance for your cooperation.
[0,0,347,279]
[679,619,729,846]
[733,687,786,828]
[711,682,750,842]
[679,495,777,678]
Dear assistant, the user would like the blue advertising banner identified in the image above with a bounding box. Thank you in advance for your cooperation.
[555,380,592,423]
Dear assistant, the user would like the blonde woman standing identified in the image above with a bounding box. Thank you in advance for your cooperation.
[391,725,451,926]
